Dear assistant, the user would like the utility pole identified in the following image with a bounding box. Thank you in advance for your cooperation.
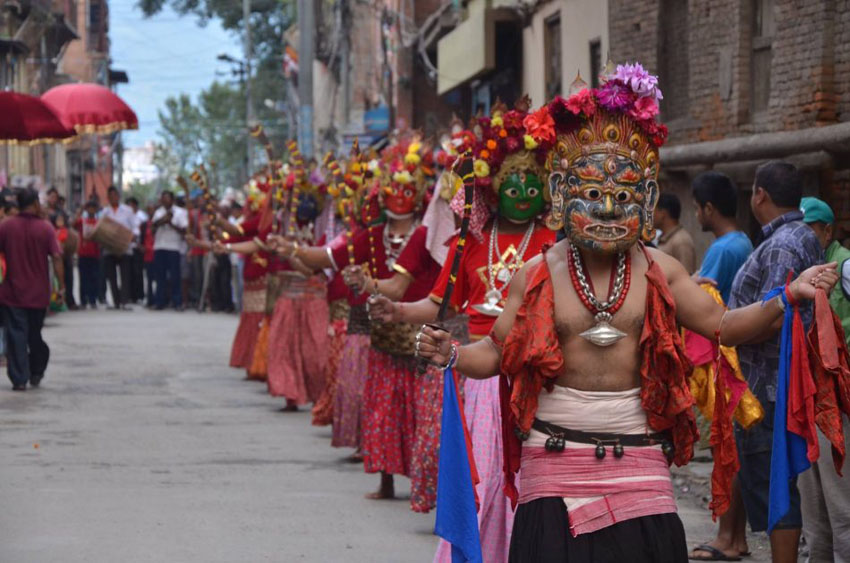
[244,0,253,177]
[297,0,314,158]
[340,0,350,126]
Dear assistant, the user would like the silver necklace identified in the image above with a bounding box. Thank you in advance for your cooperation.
[569,244,629,347]
[472,217,535,316]
[382,221,417,269]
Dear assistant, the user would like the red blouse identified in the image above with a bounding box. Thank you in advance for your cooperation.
[430,224,555,337]
[497,247,698,506]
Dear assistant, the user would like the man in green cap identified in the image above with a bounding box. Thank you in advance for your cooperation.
[799,196,850,562]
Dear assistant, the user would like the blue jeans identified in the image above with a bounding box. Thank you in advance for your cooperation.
[78,256,101,306]
[2,306,49,387]
[154,249,182,308]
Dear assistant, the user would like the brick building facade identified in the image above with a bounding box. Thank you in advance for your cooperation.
[609,0,850,257]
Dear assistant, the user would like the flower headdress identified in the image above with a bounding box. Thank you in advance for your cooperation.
[525,62,668,174]
[379,134,435,207]
[471,95,548,197]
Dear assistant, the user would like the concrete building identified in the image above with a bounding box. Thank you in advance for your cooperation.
[609,0,850,256]
[427,0,608,119]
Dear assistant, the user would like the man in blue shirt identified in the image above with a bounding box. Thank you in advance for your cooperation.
[693,171,753,303]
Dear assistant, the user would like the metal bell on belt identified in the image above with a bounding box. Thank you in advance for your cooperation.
[613,443,624,458]
[662,440,674,460]
[594,443,606,459]
[514,427,530,442]
[555,436,566,452]
[545,435,558,452]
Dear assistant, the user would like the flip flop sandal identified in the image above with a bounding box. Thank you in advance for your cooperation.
[689,544,742,561]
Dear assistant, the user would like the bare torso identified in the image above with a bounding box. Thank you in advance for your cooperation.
[545,242,654,391]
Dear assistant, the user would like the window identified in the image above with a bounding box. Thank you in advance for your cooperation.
[657,0,689,119]
[544,14,562,99]
[750,0,774,115]
[589,39,602,88]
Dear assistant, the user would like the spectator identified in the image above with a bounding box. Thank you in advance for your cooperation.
[797,196,850,563]
[692,171,754,302]
[656,192,697,273]
[142,203,157,307]
[54,212,78,310]
[45,187,66,226]
[689,171,754,561]
[212,204,233,313]
[100,186,135,310]
[75,199,101,309]
[126,197,147,304]
[229,203,244,312]
[187,191,208,308]
[152,191,188,310]
[729,161,823,563]
[0,188,64,391]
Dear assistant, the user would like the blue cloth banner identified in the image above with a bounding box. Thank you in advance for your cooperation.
[434,366,482,563]
[763,287,811,534]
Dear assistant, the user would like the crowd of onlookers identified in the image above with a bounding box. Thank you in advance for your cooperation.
[0,184,246,316]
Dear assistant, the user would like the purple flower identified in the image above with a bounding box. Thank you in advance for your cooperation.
[612,62,664,102]
[596,80,636,112]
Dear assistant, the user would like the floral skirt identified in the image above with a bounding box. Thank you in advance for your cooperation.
[332,333,370,449]
[361,348,416,476]
[229,277,267,371]
[266,293,329,404]
[410,365,443,513]
[312,317,347,426]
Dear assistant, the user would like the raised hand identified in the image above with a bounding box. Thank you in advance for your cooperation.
[790,262,839,302]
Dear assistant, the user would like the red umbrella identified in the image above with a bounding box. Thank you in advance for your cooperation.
[42,83,138,134]
[0,91,77,145]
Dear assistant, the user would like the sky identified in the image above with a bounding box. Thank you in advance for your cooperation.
[109,0,244,150]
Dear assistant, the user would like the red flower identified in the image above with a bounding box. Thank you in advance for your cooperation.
[565,88,597,117]
[547,96,582,134]
[651,123,669,147]
[503,110,524,132]
[504,136,521,153]
[523,107,556,144]
[628,96,659,121]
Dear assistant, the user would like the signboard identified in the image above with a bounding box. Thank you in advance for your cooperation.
[364,106,390,134]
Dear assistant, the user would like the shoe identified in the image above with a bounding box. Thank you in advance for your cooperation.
[121,305,133,311]
[174,305,185,312]
[30,376,43,388]
[12,383,26,391]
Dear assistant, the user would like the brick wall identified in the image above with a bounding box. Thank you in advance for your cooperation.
[610,0,850,254]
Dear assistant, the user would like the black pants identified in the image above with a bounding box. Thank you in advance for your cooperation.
[212,254,234,312]
[154,249,182,308]
[509,498,687,563]
[2,306,49,387]
[63,254,76,307]
[131,248,145,302]
[104,254,131,307]
[78,256,101,306]
[145,262,156,307]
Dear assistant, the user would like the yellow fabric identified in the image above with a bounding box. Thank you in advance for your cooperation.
[687,285,764,430]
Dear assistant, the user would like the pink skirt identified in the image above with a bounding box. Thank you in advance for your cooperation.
[434,376,514,563]
[266,277,329,404]
[361,348,416,476]
[229,277,267,369]
[331,333,370,449]
[311,317,347,426]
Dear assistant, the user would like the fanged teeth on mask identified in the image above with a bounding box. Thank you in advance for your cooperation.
[584,224,628,239]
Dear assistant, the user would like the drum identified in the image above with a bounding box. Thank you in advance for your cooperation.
[89,216,133,255]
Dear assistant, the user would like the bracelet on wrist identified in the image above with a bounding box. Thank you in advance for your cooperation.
[439,343,459,370]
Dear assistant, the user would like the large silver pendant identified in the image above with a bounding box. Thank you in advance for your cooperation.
[471,288,503,317]
[579,312,627,347]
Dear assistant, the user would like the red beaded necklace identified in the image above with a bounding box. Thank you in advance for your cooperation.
[567,246,632,317]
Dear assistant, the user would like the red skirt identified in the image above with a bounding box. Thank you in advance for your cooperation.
[332,333,370,449]
[410,365,444,513]
[229,277,267,370]
[362,348,417,476]
[266,277,329,404]
[312,317,347,426]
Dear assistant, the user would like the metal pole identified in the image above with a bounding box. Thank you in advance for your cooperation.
[297,0,314,158]
[340,0,350,126]
[244,0,253,177]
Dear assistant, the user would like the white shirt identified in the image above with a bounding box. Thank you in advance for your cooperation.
[101,203,137,255]
[133,209,148,238]
[152,205,189,252]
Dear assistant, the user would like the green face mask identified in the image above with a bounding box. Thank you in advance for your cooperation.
[498,172,544,223]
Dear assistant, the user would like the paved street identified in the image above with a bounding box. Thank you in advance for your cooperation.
[0,307,779,562]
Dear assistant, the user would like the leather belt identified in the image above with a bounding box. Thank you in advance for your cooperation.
[531,418,674,459]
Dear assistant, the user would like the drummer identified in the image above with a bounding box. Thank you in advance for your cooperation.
[100,186,137,311]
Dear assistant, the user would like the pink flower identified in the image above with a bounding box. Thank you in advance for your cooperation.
[628,96,659,121]
[504,136,521,153]
[523,107,556,144]
[612,62,663,102]
[565,89,597,116]
[597,80,636,112]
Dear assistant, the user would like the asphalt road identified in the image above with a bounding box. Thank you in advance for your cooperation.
[0,307,779,562]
